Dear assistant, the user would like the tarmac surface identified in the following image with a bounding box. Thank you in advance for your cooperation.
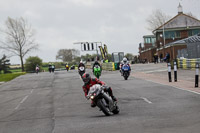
[0,63,200,133]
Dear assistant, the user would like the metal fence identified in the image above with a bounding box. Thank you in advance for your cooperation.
[177,42,200,59]
[177,49,188,58]
[187,42,200,58]
[177,35,200,59]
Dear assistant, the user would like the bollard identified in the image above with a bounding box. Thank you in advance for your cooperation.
[195,63,199,87]
[168,63,172,82]
[174,61,177,82]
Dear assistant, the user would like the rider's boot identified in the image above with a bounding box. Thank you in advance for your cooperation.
[111,96,117,102]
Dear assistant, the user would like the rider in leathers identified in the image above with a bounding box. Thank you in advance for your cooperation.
[78,61,85,76]
[92,60,102,73]
[82,73,117,107]
[78,60,85,68]
[120,57,131,76]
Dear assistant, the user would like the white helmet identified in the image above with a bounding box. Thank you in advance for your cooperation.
[80,60,83,63]
[123,57,127,63]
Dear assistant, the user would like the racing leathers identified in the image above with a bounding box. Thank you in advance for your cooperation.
[92,61,102,73]
[120,61,131,76]
[78,63,85,76]
[78,62,85,68]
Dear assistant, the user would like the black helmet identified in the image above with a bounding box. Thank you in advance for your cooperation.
[82,73,91,84]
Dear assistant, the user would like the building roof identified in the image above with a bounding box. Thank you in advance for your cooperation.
[184,34,200,43]
[153,13,200,33]
[143,35,155,38]
[165,34,200,47]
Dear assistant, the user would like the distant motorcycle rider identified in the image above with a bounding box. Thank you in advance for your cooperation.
[92,60,102,73]
[82,73,117,107]
[35,65,39,73]
[78,60,85,68]
[120,57,131,75]
[78,60,85,76]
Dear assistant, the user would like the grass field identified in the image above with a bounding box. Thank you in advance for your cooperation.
[0,65,70,82]
[0,72,26,82]
[9,68,22,73]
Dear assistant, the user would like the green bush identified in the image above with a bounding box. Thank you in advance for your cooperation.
[25,56,42,72]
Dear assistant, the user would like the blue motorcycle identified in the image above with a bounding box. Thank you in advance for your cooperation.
[121,64,131,80]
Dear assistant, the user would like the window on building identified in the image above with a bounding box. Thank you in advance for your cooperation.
[144,37,156,46]
[152,38,156,46]
[188,29,200,36]
[145,38,151,43]
[164,31,180,39]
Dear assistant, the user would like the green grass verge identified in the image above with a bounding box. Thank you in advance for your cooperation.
[9,68,22,73]
[0,72,26,82]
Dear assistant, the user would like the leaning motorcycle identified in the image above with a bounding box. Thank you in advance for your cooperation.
[88,84,119,116]
[78,66,85,76]
[93,65,101,79]
[121,64,131,80]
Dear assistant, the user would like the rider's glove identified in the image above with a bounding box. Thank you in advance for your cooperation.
[101,85,107,89]
[85,95,90,100]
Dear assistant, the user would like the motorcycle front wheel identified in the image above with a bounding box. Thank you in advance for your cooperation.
[112,105,120,114]
[97,99,112,116]
[96,73,100,79]
[124,76,128,80]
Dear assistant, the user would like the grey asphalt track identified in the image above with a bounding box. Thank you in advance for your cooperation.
[0,65,200,133]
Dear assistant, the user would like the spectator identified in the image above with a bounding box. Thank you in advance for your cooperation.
[160,54,163,63]
[164,52,170,63]
[48,64,52,73]
[52,65,55,72]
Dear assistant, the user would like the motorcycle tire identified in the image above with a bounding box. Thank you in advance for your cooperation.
[124,76,128,80]
[97,99,112,116]
[123,72,129,80]
[112,105,120,114]
[96,74,100,79]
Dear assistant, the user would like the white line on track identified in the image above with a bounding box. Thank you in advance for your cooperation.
[15,89,34,110]
[15,104,21,110]
[141,97,153,104]
[30,89,34,94]
[144,69,167,74]
[15,95,29,110]
[20,95,28,104]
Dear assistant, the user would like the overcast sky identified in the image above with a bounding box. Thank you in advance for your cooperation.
[0,0,200,64]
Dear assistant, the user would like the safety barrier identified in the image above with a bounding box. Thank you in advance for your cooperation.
[177,58,200,69]
[102,62,115,71]
[88,62,115,71]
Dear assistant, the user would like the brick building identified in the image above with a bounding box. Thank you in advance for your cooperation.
[139,35,156,62]
[139,3,200,63]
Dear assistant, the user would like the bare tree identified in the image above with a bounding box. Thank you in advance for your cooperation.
[146,9,171,31]
[0,17,38,72]
[56,49,80,62]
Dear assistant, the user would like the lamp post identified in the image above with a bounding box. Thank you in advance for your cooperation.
[160,22,166,58]
[163,24,166,47]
